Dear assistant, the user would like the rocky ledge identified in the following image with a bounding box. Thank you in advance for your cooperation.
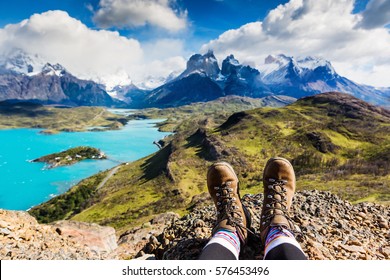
[1,190,389,260]
[0,210,117,259]
[133,190,390,260]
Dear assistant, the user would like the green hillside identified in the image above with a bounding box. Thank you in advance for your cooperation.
[0,102,126,133]
[29,92,390,234]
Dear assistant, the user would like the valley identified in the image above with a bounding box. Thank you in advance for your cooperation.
[29,92,390,236]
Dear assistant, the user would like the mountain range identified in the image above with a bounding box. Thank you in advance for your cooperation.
[142,51,390,108]
[0,49,389,108]
[0,50,120,107]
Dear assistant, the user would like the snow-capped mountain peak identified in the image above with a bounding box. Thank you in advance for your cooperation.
[0,49,68,77]
[0,49,47,76]
[259,54,337,83]
[41,63,66,76]
[225,54,240,66]
[295,56,335,75]
[264,54,291,66]
[178,50,220,79]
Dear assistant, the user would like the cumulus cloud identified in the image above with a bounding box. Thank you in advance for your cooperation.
[201,0,390,87]
[93,0,188,32]
[357,0,390,29]
[0,10,186,87]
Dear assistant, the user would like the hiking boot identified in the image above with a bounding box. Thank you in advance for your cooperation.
[260,157,296,244]
[207,162,251,245]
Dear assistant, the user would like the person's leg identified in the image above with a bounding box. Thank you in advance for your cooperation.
[263,226,306,260]
[199,229,240,260]
[198,162,251,260]
[260,157,307,260]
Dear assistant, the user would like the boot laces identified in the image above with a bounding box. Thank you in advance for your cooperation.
[261,178,292,226]
[214,181,244,227]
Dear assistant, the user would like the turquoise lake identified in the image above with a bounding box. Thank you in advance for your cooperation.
[0,118,170,210]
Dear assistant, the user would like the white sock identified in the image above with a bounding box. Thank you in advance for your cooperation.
[204,229,240,259]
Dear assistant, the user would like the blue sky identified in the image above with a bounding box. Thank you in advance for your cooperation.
[0,0,373,50]
[0,0,291,47]
[0,0,389,88]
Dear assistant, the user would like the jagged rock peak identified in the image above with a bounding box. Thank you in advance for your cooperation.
[221,54,241,76]
[264,54,291,66]
[41,63,67,76]
[182,50,220,79]
[264,54,335,73]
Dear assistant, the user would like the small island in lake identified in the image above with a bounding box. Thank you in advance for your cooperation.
[32,146,107,169]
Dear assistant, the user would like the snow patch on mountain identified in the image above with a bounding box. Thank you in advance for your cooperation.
[41,63,66,77]
[0,49,48,76]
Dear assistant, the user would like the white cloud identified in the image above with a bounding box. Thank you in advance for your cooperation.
[0,10,186,88]
[201,0,390,87]
[93,0,188,32]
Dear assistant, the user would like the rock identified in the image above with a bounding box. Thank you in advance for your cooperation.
[193,219,206,228]
[151,212,180,225]
[149,235,160,246]
[0,210,115,260]
[379,247,390,258]
[1,190,389,260]
[0,228,11,236]
[338,244,366,254]
[378,221,389,229]
[51,220,118,255]
[134,254,156,260]
[139,191,390,260]
[357,212,366,218]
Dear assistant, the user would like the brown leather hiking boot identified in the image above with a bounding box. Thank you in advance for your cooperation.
[207,162,251,245]
[260,157,296,244]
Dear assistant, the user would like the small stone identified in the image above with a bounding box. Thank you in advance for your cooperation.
[339,244,366,254]
[0,228,11,235]
[193,219,206,228]
[357,212,366,219]
[162,238,170,246]
[348,239,362,246]
[149,235,160,246]
[0,221,9,228]
[378,221,389,229]
[379,247,390,258]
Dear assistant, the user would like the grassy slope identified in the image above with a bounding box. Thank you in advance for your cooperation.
[129,95,295,132]
[0,103,125,133]
[30,92,390,234]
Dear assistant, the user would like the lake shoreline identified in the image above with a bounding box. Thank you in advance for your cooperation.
[0,114,171,211]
